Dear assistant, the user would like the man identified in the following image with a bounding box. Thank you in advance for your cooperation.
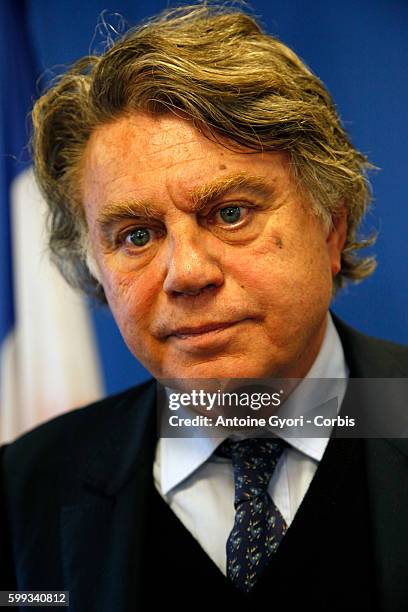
[1,5,407,611]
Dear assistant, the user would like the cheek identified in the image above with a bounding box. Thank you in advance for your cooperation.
[226,227,332,310]
[102,267,159,333]
[224,229,292,287]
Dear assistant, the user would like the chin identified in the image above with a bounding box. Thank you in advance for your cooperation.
[157,358,282,385]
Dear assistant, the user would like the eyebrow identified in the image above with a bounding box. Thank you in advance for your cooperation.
[96,171,276,240]
[189,171,275,210]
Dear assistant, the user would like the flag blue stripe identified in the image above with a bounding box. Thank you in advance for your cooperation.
[0,0,38,346]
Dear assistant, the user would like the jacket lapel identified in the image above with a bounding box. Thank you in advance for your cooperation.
[60,380,157,612]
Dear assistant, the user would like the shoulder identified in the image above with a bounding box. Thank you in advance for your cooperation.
[0,378,155,484]
[332,313,408,457]
[332,313,408,377]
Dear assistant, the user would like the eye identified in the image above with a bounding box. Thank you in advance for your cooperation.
[218,206,243,224]
[207,203,255,229]
[126,228,151,247]
[204,204,253,230]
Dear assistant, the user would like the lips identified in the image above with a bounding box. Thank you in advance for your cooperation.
[154,317,253,340]
[170,321,240,338]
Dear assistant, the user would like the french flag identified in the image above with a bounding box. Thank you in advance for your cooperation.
[0,1,103,443]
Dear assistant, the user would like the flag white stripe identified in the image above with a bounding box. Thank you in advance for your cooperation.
[0,330,19,441]
[0,168,103,443]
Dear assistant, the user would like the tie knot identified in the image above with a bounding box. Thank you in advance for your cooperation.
[216,437,286,504]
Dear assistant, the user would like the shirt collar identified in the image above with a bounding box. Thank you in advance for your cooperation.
[158,312,348,494]
[280,312,349,461]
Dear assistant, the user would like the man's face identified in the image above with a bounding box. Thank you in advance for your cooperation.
[81,112,345,381]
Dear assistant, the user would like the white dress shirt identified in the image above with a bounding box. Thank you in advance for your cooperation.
[153,313,349,575]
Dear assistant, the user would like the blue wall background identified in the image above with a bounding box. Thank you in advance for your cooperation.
[24,0,408,394]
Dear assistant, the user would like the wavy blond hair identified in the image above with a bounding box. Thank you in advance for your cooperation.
[32,3,376,302]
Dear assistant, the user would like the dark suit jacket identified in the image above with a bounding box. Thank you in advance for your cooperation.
[1,315,407,611]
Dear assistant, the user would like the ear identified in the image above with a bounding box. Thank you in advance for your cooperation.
[326,209,347,277]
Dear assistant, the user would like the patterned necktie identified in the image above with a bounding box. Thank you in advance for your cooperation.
[217,437,288,592]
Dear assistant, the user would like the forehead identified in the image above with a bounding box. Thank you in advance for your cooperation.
[80,112,293,210]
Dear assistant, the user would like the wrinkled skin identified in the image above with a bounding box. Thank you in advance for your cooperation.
[81,112,346,383]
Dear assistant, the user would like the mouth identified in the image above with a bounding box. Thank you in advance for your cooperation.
[170,320,244,339]
[161,318,259,351]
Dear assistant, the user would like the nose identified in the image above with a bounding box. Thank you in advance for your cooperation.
[162,225,224,297]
